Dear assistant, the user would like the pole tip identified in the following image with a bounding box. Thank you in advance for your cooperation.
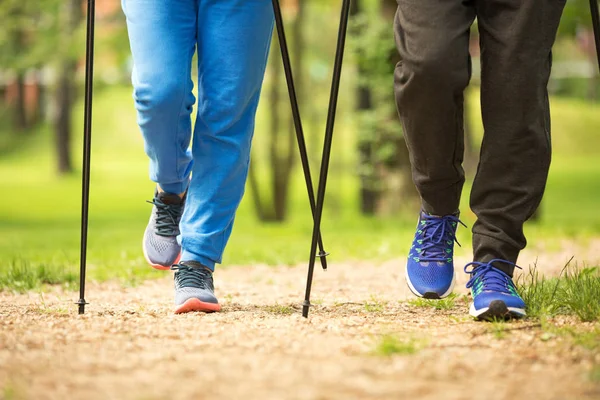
[77,299,88,315]
[302,300,311,318]
[318,251,329,271]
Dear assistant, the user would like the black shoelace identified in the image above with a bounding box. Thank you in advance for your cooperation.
[147,197,183,236]
[171,264,213,290]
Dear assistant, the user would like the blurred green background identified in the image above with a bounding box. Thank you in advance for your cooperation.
[0,0,599,289]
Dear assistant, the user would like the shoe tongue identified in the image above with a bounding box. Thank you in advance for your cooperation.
[157,191,183,205]
[180,261,211,272]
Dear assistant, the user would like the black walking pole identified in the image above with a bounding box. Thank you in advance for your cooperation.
[591,0,600,72]
[271,0,329,270]
[302,0,352,318]
[77,0,96,315]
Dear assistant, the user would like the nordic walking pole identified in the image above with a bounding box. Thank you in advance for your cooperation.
[271,0,329,270]
[591,0,600,72]
[302,0,352,318]
[77,0,96,315]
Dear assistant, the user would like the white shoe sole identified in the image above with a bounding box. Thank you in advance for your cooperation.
[469,300,526,319]
[405,268,455,299]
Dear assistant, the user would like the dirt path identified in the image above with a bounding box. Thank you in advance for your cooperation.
[1,242,600,400]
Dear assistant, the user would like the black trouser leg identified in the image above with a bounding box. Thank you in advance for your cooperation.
[471,0,566,275]
[394,0,476,216]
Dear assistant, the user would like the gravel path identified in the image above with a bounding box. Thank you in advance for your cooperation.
[1,240,599,400]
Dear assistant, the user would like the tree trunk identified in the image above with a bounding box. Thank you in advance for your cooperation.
[352,0,379,215]
[54,0,82,174]
[30,70,44,125]
[55,64,74,174]
[380,0,418,213]
[14,73,28,131]
[247,162,267,221]
[269,37,283,220]
[290,0,304,138]
[269,0,302,222]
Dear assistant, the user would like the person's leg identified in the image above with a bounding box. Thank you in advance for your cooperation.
[179,0,274,270]
[472,0,566,272]
[122,0,197,268]
[465,0,565,319]
[395,0,475,216]
[122,0,196,194]
[172,0,273,314]
[394,0,475,298]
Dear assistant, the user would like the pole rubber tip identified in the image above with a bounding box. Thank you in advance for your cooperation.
[318,251,329,271]
[76,299,88,315]
[302,300,311,318]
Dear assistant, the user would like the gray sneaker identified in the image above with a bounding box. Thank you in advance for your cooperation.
[143,190,185,270]
[171,261,221,314]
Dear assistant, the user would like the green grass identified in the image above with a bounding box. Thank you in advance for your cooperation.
[2,383,20,400]
[364,296,386,312]
[0,260,77,293]
[373,335,422,356]
[264,304,295,315]
[517,265,564,318]
[464,90,600,237]
[550,323,600,383]
[408,293,459,311]
[562,267,600,322]
[1,85,600,291]
[517,264,600,322]
[488,319,508,340]
[0,85,414,291]
[540,321,600,351]
[538,318,600,381]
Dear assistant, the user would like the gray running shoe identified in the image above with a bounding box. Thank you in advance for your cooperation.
[171,261,220,314]
[143,190,185,270]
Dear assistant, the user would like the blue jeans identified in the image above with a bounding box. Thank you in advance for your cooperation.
[122,0,274,269]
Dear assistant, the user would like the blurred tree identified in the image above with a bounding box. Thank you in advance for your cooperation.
[559,0,599,99]
[248,0,304,222]
[1,2,27,131]
[54,0,84,174]
[351,0,418,216]
[0,0,85,173]
[351,0,377,215]
[0,0,61,131]
[559,0,594,35]
[0,0,127,172]
[268,31,290,221]
[14,71,27,132]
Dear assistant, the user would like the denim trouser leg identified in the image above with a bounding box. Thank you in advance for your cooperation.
[181,0,274,269]
[123,0,196,195]
[123,0,274,269]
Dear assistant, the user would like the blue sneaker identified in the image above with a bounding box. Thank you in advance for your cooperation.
[406,211,464,299]
[465,259,526,320]
[171,261,221,314]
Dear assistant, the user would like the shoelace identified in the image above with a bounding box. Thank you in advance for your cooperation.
[147,197,183,236]
[171,264,213,290]
[416,214,466,262]
[465,259,521,294]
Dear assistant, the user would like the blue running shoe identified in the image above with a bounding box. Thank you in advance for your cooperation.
[406,211,465,299]
[171,261,221,314]
[465,259,526,320]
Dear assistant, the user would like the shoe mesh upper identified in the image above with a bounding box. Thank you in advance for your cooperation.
[406,211,463,297]
[143,191,184,266]
[464,259,526,311]
[172,263,218,305]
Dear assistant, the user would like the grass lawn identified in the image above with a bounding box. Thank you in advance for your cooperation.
[0,85,599,290]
